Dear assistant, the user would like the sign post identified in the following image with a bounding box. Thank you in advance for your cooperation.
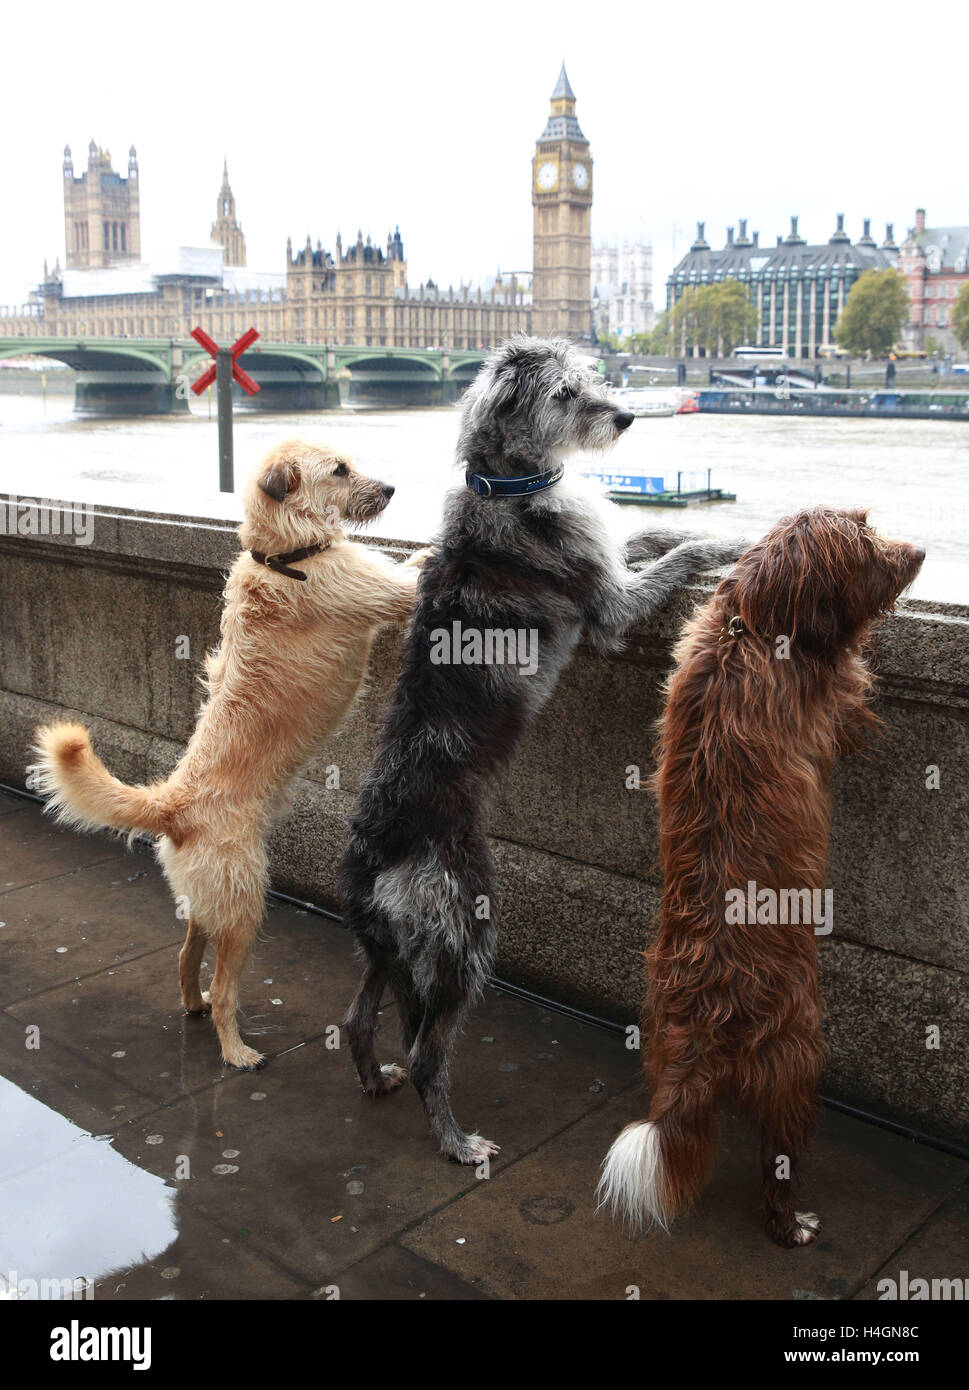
[190,326,260,492]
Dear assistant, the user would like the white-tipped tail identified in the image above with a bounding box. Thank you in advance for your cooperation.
[596,1121,671,1232]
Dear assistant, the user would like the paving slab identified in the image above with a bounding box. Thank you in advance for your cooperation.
[0,1007,160,1135]
[100,984,631,1287]
[2,792,967,1303]
[854,1181,969,1301]
[400,1089,969,1300]
[0,850,176,1007]
[0,788,26,818]
[81,1206,310,1301]
[334,1244,489,1301]
[0,804,116,894]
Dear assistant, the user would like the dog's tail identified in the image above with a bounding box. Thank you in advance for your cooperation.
[32,723,181,840]
[597,1066,721,1233]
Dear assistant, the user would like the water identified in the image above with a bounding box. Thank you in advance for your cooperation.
[0,392,966,602]
[0,1075,177,1297]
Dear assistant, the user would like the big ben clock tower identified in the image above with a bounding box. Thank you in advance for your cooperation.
[532,64,593,339]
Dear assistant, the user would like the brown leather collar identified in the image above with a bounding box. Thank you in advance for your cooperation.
[250,540,330,581]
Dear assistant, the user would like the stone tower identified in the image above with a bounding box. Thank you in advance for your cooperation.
[210,159,247,267]
[531,64,593,339]
[63,141,141,270]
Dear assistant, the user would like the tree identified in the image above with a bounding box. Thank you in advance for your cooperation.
[665,280,757,356]
[834,269,909,357]
[704,279,758,355]
[669,286,702,354]
[951,283,969,354]
[633,315,673,356]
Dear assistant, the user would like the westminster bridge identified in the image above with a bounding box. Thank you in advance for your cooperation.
[0,338,489,414]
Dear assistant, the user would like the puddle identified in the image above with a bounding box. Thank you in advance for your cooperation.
[0,1076,177,1298]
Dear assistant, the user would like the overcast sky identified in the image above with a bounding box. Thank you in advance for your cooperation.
[3,1,963,309]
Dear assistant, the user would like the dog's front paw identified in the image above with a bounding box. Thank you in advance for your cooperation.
[706,538,747,567]
[404,546,435,568]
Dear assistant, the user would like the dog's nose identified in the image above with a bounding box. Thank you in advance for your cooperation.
[615,411,635,431]
[382,484,395,500]
[912,545,926,564]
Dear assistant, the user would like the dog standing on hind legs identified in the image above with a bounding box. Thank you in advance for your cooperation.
[340,335,744,1164]
[598,506,924,1245]
[32,439,429,1071]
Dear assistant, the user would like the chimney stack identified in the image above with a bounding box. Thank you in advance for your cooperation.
[915,208,926,234]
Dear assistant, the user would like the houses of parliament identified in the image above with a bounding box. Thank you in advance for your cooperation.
[0,68,593,349]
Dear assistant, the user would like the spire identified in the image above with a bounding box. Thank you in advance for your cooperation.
[551,62,575,101]
[211,160,246,266]
[540,62,586,142]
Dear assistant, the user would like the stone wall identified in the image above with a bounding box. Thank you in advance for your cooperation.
[1,504,966,1144]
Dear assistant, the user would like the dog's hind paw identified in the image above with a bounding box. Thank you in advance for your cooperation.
[363,1063,407,1096]
[222,1045,266,1072]
[447,1133,500,1165]
[793,1211,822,1245]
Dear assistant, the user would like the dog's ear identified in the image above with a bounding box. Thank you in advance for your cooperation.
[729,535,801,640]
[731,511,858,648]
[489,362,523,418]
[258,456,301,503]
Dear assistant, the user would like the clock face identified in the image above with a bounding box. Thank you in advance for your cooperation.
[572,163,589,190]
[537,161,558,190]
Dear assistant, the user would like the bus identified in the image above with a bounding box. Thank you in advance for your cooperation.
[734,345,788,361]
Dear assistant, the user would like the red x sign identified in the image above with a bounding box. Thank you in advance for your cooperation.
[190,326,260,395]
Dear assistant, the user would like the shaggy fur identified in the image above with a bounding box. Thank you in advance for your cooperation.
[32,440,428,1070]
[598,506,924,1245]
[339,336,744,1164]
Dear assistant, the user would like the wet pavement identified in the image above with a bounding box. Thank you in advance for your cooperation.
[1,788,967,1301]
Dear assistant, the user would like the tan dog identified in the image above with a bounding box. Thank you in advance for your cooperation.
[33,439,427,1070]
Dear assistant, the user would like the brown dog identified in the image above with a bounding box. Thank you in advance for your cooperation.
[599,507,923,1245]
[33,439,427,1070]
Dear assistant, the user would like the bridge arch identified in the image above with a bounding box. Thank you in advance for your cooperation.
[181,346,328,382]
[335,350,443,381]
[0,339,171,375]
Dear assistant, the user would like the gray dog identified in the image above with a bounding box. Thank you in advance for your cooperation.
[340,336,743,1164]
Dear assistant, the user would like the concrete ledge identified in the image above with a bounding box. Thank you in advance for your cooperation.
[1,502,967,1145]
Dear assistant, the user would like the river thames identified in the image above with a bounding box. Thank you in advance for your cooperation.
[0,391,965,603]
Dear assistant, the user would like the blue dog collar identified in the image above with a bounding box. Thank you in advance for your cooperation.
[465,464,564,498]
